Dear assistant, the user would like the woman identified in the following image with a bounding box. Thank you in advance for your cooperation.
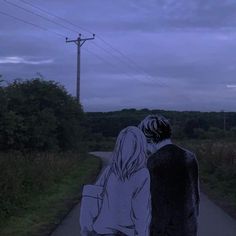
[93,126,151,236]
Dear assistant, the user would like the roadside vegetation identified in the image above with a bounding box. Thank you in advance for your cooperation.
[0,78,101,236]
[0,152,100,236]
[179,140,236,219]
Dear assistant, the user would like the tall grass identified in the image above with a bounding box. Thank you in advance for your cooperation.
[178,140,236,217]
[0,151,83,222]
[179,140,236,171]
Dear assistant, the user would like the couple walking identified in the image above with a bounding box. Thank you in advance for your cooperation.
[80,114,200,236]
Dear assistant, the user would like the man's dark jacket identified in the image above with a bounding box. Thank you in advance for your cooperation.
[147,143,200,236]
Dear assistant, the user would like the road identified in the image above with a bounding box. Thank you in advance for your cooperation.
[51,151,236,236]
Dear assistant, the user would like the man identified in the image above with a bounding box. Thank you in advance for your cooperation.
[139,115,200,236]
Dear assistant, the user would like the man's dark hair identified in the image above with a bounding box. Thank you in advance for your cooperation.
[138,114,171,143]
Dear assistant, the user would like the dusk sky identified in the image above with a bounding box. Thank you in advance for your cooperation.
[0,0,236,112]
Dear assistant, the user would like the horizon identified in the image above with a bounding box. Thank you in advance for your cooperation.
[1,0,236,112]
[85,107,235,113]
[2,76,235,113]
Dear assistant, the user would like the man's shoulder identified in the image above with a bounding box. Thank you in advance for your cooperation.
[176,145,196,157]
[152,143,184,155]
[147,144,197,165]
[174,145,199,170]
[147,144,176,167]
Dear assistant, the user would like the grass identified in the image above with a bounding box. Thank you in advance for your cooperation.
[87,138,115,152]
[0,152,101,236]
[177,139,236,219]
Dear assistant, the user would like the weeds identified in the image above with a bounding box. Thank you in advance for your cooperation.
[178,139,236,217]
[0,151,82,221]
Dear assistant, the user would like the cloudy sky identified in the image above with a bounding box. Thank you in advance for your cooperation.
[0,0,236,112]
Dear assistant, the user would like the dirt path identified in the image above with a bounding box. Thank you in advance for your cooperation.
[51,152,236,236]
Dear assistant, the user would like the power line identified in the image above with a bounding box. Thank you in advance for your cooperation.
[20,0,93,35]
[89,42,162,86]
[3,0,80,35]
[83,48,157,86]
[84,48,119,69]
[91,41,132,69]
[20,0,159,84]
[0,10,46,30]
[19,0,168,87]
[18,1,152,72]
[96,35,169,86]
[83,48,132,76]
[19,0,149,79]
[0,10,66,38]
[18,0,165,80]
[2,2,138,100]
[92,41,168,86]
[6,0,190,99]
[91,42,139,74]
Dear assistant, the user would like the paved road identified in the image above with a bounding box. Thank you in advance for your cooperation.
[51,152,236,236]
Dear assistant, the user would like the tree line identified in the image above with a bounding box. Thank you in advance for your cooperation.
[86,109,236,140]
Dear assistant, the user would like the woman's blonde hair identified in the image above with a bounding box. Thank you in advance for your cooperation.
[111,126,147,181]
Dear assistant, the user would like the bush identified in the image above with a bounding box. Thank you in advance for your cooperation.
[193,128,207,139]
[206,127,225,139]
[0,78,85,151]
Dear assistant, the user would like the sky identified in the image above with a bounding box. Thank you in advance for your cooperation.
[0,0,236,112]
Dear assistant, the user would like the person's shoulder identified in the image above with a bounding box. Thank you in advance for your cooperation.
[177,145,195,154]
[176,145,197,163]
[94,165,111,185]
[158,143,181,153]
[135,167,150,176]
[132,168,150,181]
[151,143,196,160]
[148,144,179,159]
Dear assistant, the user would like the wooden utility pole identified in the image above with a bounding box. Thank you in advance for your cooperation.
[221,110,226,134]
[66,34,95,103]
[223,111,226,133]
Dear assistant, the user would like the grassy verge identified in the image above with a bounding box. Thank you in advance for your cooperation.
[87,138,115,152]
[177,139,236,219]
[0,152,101,236]
[87,137,116,151]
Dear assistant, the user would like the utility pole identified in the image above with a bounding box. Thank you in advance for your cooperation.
[223,111,226,133]
[221,110,226,134]
[66,33,95,103]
